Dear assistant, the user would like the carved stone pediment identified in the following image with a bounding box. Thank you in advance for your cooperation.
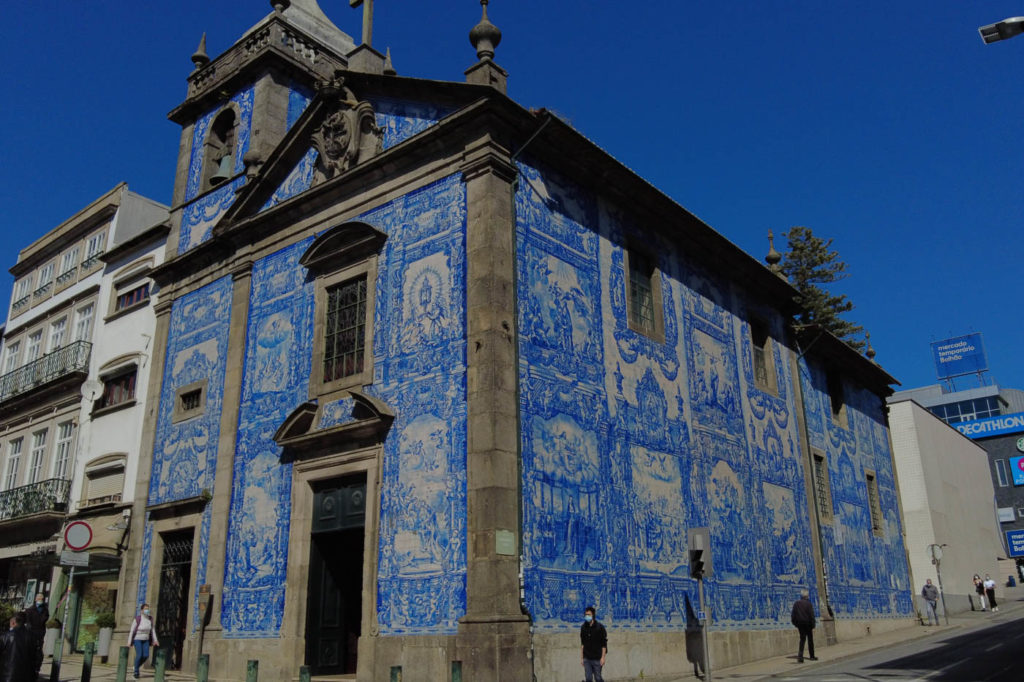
[310,76,382,185]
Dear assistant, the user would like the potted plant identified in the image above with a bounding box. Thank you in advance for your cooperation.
[95,612,116,660]
[43,618,60,656]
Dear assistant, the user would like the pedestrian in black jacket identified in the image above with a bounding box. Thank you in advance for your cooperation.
[790,589,817,663]
[580,606,607,682]
[0,612,36,682]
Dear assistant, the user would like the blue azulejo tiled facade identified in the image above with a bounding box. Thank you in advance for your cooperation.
[515,156,913,636]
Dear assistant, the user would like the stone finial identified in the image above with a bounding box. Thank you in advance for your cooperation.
[865,332,876,360]
[766,230,784,276]
[271,0,291,13]
[383,47,396,76]
[469,0,502,61]
[191,33,210,71]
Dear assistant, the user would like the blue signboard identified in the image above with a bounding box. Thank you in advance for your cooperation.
[1011,456,1024,486]
[1007,529,1024,558]
[931,333,987,380]
[954,412,1024,439]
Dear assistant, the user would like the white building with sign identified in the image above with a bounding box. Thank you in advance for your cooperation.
[887,399,1004,615]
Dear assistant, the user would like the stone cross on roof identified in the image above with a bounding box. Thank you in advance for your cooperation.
[350,0,374,47]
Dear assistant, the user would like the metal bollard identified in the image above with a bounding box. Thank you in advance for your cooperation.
[197,653,210,682]
[116,646,129,682]
[153,647,167,682]
[298,665,311,682]
[49,636,64,682]
[81,641,95,682]
[246,659,259,681]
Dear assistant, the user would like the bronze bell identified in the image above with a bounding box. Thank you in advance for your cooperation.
[210,154,233,186]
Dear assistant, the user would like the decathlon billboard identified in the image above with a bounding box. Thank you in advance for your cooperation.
[954,412,1024,439]
[931,333,987,380]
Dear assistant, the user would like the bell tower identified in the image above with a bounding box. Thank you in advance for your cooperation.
[165,0,357,255]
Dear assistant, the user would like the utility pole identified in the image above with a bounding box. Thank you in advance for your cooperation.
[929,543,949,625]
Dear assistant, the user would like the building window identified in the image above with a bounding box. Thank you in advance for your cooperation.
[3,342,20,374]
[324,277,367,383]
[74,303,94,342]
[115,282,150,312]
[58,247,80,284]
[928,396,1002,425]
[172,379,207,423]
[625,248,663,339]
[48,317,67,352]
[83,231,107,269]
[812,452,833,521]
[96,369,137,411]
[82,457,125,507]
[996,459,1010,488]
[826,369,847,427]
[14,278,31,303]
[4,439,23,490]
[34,262,55,297]
[26,331,43,363]
[27,430,47,484]
[302,221,385,398]
[866,471,883,536]
[749,318,777,393]
[53,422,75,480]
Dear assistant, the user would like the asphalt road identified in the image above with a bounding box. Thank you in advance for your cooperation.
[764,612,1024,682]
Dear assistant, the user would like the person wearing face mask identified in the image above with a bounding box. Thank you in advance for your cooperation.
[580,606,607,682]
[23,592,48,675]
[126,604,159,679]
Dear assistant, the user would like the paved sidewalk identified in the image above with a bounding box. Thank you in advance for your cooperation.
[674,588,1024,681]
[42,656,197,682]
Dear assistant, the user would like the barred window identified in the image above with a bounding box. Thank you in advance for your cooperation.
[813,453,832,521]
[628,251,655,333]
[323,277,367,383]
[866,471,883,536]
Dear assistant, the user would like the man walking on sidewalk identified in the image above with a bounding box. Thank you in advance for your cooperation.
[983,574,998,612]
[921,579,940,625]
[791,589,817,663]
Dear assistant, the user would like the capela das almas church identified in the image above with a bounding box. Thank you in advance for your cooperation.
[99,1,915,680]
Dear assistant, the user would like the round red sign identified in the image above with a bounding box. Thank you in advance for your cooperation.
[64,521,93,551]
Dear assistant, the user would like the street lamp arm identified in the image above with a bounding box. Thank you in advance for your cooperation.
[980,17,1024,44]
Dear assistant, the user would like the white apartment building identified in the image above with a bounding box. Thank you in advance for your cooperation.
[0,183,167,652]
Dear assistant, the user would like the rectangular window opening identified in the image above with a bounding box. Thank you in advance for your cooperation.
[866,472,883,536]
[813,453,832,520]
[323,276,367,383]
[115,282,151,312]
[996,460,1010,488]
[96,369,137,411]
[180,388,202,412]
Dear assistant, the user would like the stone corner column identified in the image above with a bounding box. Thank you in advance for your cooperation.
[456,134,532,680]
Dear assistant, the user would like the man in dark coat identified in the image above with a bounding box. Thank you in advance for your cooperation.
[790,589,817,663]
[0,612,36,682]
[580,606,607,682]
[23,593,48,674]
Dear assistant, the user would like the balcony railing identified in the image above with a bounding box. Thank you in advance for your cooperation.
[80,251,104,271]
[0,340,91,403]
[0,478,70,521]
[56,268,77,286]
[11,295,31,314]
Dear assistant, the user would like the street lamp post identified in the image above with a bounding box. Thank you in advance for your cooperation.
[979,17,1024,44]
[928,543,950,625]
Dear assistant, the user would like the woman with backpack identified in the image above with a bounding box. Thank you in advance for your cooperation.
[126,603,159,679]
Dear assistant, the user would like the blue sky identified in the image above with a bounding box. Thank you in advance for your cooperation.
[1,1,1022,393]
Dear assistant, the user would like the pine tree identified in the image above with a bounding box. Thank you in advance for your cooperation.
[781,226,865,352]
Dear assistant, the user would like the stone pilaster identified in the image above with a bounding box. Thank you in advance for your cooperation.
[114,298,174,639]
[456,134,531,680]
[202,258,254,636]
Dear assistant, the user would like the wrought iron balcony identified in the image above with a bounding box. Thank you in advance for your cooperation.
[11,295,30,314]
[80,252,104,271]
[56,268,77,286]
[0,340,91,404]
[0,477,70,522]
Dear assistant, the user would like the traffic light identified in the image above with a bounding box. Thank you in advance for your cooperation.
[689,548,704,579]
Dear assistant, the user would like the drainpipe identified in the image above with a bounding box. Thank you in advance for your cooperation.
[791,332,836,643]
[509,111,553,682]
